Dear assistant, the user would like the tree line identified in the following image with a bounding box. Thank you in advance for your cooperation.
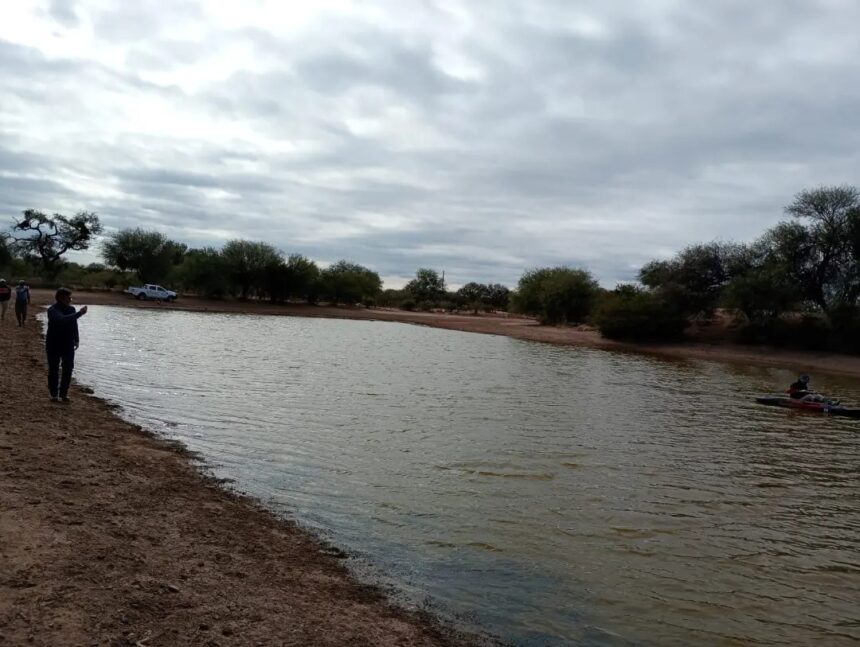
[103,232,383,305]
[0,217,505,309]
[3,185,859,352]
[509,185,860,352]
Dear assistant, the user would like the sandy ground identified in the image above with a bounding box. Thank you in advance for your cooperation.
[51,289,860,378]
[0,312,475,645]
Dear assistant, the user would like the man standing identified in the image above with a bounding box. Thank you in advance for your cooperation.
[0,279,10,322]
[46,288,88,403]
[15,280,30,327]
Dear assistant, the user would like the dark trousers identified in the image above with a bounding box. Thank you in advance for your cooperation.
[15,301,27,325]
[47,346,75,398]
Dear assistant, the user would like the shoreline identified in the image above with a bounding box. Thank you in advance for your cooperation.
[47,289,860,378]
[0,314,478,646]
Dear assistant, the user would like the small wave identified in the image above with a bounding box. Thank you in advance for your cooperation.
[476,471,555,480]
[464,541,503,553]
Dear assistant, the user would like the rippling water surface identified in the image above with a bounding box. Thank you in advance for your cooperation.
[72,306,860,645]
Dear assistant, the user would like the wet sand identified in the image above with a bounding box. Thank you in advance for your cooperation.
[0,314,475,645]
[51,289,860,378]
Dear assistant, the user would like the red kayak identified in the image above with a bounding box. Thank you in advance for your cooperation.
[755,396,860,418]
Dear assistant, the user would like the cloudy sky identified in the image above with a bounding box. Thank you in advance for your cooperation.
[2,1,859,288]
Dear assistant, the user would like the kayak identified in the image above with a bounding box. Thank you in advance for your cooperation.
[755,396,860,418]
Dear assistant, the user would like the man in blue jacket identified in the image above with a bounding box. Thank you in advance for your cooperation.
[15,280,31,327]
[46,288,88,403]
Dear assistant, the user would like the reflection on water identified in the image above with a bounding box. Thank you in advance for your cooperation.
[73,307,860,645]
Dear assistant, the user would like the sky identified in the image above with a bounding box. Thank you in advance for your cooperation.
[2,1,859,289]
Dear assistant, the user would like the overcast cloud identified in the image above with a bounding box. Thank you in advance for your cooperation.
[2,0,859,287]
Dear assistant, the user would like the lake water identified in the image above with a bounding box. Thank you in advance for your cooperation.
[71,306,860,645]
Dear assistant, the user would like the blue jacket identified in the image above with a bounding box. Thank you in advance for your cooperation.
[46,303,82,350]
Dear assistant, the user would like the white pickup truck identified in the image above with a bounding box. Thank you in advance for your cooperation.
[125,284,178,302]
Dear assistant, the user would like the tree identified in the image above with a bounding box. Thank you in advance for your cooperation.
[283,254,320,301]
[593,285,688,341]
[102,228,187,284]
[261,257,289,303]
[405,268,446,304]
[8,209,102,279]
[455,282,488,312]
[539,269,600,324]
[780,185,860,317]
[456,282,488,304]
[261,254,322,303]
[510,268,555,315]
[220,239,282,300]
[179,247,228,298]
[511,267,599,324]
[320,260,382,305]
[723,266,800,323]
[639,242,742,317]
[721,237,801,323]
[456,282,511,312]
[486,284,511,310]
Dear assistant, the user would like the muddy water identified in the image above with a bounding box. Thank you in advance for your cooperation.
[72,307,860,645]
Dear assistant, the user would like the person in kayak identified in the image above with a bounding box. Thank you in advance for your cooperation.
[788,374,838,405]
[788,374,812,399]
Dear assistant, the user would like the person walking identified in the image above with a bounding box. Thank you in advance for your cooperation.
[0,279,10,322]
[15,280,30,327]
[45,288,88,403]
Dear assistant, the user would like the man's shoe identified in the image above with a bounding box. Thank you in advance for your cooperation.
[50,396,59,402]
[61,397,71,404]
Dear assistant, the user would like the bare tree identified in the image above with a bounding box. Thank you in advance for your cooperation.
[8,209,102,278]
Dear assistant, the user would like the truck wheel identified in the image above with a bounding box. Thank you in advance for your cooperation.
[167,296,175,303]
[136,293,145,300]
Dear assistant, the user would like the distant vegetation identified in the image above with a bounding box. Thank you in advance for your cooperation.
[3,185,860,353]
[510,267,598,325]
[623,185,860,352]
[1,218,382,306]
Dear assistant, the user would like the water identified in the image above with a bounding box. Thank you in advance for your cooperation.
[70,306,860,645]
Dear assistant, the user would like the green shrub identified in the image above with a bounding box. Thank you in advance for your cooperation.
[377,289,409,308]
[512,267,599,325]
[735,313,849,352]
[593,286,688,341]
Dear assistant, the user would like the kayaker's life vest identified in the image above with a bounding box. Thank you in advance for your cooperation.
[788,380,809,398]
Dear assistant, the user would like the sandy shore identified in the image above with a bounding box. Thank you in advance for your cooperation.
[49,289,860,378]
[0,313,474,645]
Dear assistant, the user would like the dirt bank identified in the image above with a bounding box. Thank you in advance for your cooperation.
[0,317,475,645]
[39,289,860,378]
